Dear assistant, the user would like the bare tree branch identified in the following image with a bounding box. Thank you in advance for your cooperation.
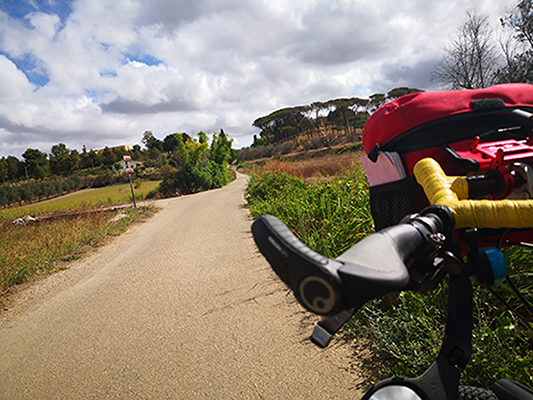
[431,10,501,89]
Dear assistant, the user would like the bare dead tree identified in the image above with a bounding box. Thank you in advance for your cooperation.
[431,10,501,89]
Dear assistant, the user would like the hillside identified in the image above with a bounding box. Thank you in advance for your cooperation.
[238,128,365,182]
[249,87,422,148]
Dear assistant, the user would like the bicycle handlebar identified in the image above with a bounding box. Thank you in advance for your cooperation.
[251,206,454,317]
[414,158,533,229]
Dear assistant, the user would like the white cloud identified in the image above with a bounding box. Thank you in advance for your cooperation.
[0,0,516,157]
[0,55,35,100]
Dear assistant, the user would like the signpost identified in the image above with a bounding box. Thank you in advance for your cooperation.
[123,156,136,208]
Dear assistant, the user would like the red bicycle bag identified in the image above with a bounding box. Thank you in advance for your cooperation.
[362,83,533,230]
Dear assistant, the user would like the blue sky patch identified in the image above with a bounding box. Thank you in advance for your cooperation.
[1,51,49,87]
[124,53,164,67]
[84,88,109,102]
[0,0,73,24]
[100,70,118,78]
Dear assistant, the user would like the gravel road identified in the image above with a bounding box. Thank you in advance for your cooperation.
[0,172,364,399]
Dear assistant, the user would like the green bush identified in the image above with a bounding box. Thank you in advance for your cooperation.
[226,166,237,183]
[93,169,114,187]
[145,189,157,199]
[159,163,209,195]
[156,131,234,197]
[246,165,373,259]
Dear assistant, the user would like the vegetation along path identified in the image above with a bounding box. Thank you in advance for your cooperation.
[0,172,363,399]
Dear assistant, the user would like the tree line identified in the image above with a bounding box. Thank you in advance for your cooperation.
[0,129,236,208]
[251,87,422,147]
[0,175,85,208]
[1,144,137,183]
[0,129,204,184]
[1,129,236,183]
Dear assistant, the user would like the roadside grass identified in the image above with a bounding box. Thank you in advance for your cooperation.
[0,180,161,220]
[347,275,533,388]
[245,157,533,389]
[0,181,160,294]
[246,164,373,259]
[0,206,155,294]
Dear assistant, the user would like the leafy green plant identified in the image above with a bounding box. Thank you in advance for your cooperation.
[134,178,143,188]
[145,189,157,199]
[246,164,373,260]
[158,130,234,197]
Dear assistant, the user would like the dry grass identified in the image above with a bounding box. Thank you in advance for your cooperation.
[0,182,160,299]
[0,206,155,294]
[245,151,365,182]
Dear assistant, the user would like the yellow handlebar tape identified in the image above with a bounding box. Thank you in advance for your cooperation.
[413,158,533,229]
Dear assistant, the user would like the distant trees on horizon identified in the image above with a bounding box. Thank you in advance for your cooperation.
[0,130,235,185]
[251,87,423,147]
[0,129,236,207]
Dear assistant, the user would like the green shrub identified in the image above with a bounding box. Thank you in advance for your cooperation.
[145,189,157,199]
[246,165,373,259]
[226,167,237,182]
[156,131,233,197]
[93,169,114,187]
[158,160,231,197]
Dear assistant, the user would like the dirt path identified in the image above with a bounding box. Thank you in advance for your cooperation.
[0,173,364,399]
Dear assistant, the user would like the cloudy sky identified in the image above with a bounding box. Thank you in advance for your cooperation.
[0,0,512,158]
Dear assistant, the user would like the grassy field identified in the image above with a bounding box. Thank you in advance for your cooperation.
[245,153,533,389]
[0,181,161,295]
[0,180,161,220]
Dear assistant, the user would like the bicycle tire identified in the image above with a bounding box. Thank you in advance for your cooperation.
[457,385,498,400]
